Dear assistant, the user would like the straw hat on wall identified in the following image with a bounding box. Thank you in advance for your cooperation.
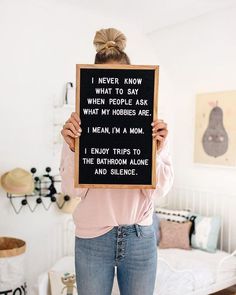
[57,193,81,214]
[0,168,34,195]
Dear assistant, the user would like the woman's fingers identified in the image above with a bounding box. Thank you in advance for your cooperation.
[152,122,167,138]
[65,113,81,133]
[154,134,165,141]
[61,128,78,138]
[66,121,82,136]
[154,135,165,152]
[64,112,82,136]
[151,119,164,126]
[68,116,81,133]
[152,122,167,131]
[152,129,168,138]
[60,113,82,152]
[63,122,78,137]
[152,119,168,137]
[71,112,81,125]
[151,119,168,152]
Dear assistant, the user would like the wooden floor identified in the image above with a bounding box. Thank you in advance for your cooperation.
[212,286,236,295]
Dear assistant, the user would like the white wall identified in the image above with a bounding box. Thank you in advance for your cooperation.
[2,0,235,291]
[148,5,236,193]
[0,0,160,292]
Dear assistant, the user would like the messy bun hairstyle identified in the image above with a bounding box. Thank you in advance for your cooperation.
[93,28,130,64]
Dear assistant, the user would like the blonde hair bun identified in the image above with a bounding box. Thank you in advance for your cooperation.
[93,28,127,53]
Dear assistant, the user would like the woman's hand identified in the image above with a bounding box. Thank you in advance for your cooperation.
[152,119,168,153]
[61,112,82,152]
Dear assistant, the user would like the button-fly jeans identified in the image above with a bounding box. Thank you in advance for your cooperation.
[75,223,157,295]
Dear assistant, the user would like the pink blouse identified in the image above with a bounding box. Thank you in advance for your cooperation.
[59,137,174,238]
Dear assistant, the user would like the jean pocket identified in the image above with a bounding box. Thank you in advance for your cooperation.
[139,224,155,238]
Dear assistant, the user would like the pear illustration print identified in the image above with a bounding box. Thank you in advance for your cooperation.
[202,104,229,157]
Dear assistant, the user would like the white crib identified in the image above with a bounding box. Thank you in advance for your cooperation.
[37,186,236,295]
[155,186,236,294]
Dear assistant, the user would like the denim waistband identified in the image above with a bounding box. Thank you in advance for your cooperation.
[113,224,142,237]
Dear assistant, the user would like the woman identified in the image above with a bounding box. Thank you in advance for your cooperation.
[60,28,174,295]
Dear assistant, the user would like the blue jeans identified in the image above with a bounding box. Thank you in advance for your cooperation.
[75,223,157,295]
[152,212,160,245]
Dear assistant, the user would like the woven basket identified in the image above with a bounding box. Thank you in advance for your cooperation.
[0,237,27,293]
[0,237,26,257]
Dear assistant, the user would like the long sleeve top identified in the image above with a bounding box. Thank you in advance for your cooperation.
[59,137,174,238]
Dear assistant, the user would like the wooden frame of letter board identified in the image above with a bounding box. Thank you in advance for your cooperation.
[74,64,159,189]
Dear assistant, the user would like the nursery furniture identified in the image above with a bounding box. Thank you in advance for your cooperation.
[37,187,236,295]
[37,249,236,295]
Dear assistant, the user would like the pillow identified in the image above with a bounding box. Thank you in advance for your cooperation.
[155,208,191,223]
[159,220,192,250]
[49,271,78,295]
[190,215,221,253]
